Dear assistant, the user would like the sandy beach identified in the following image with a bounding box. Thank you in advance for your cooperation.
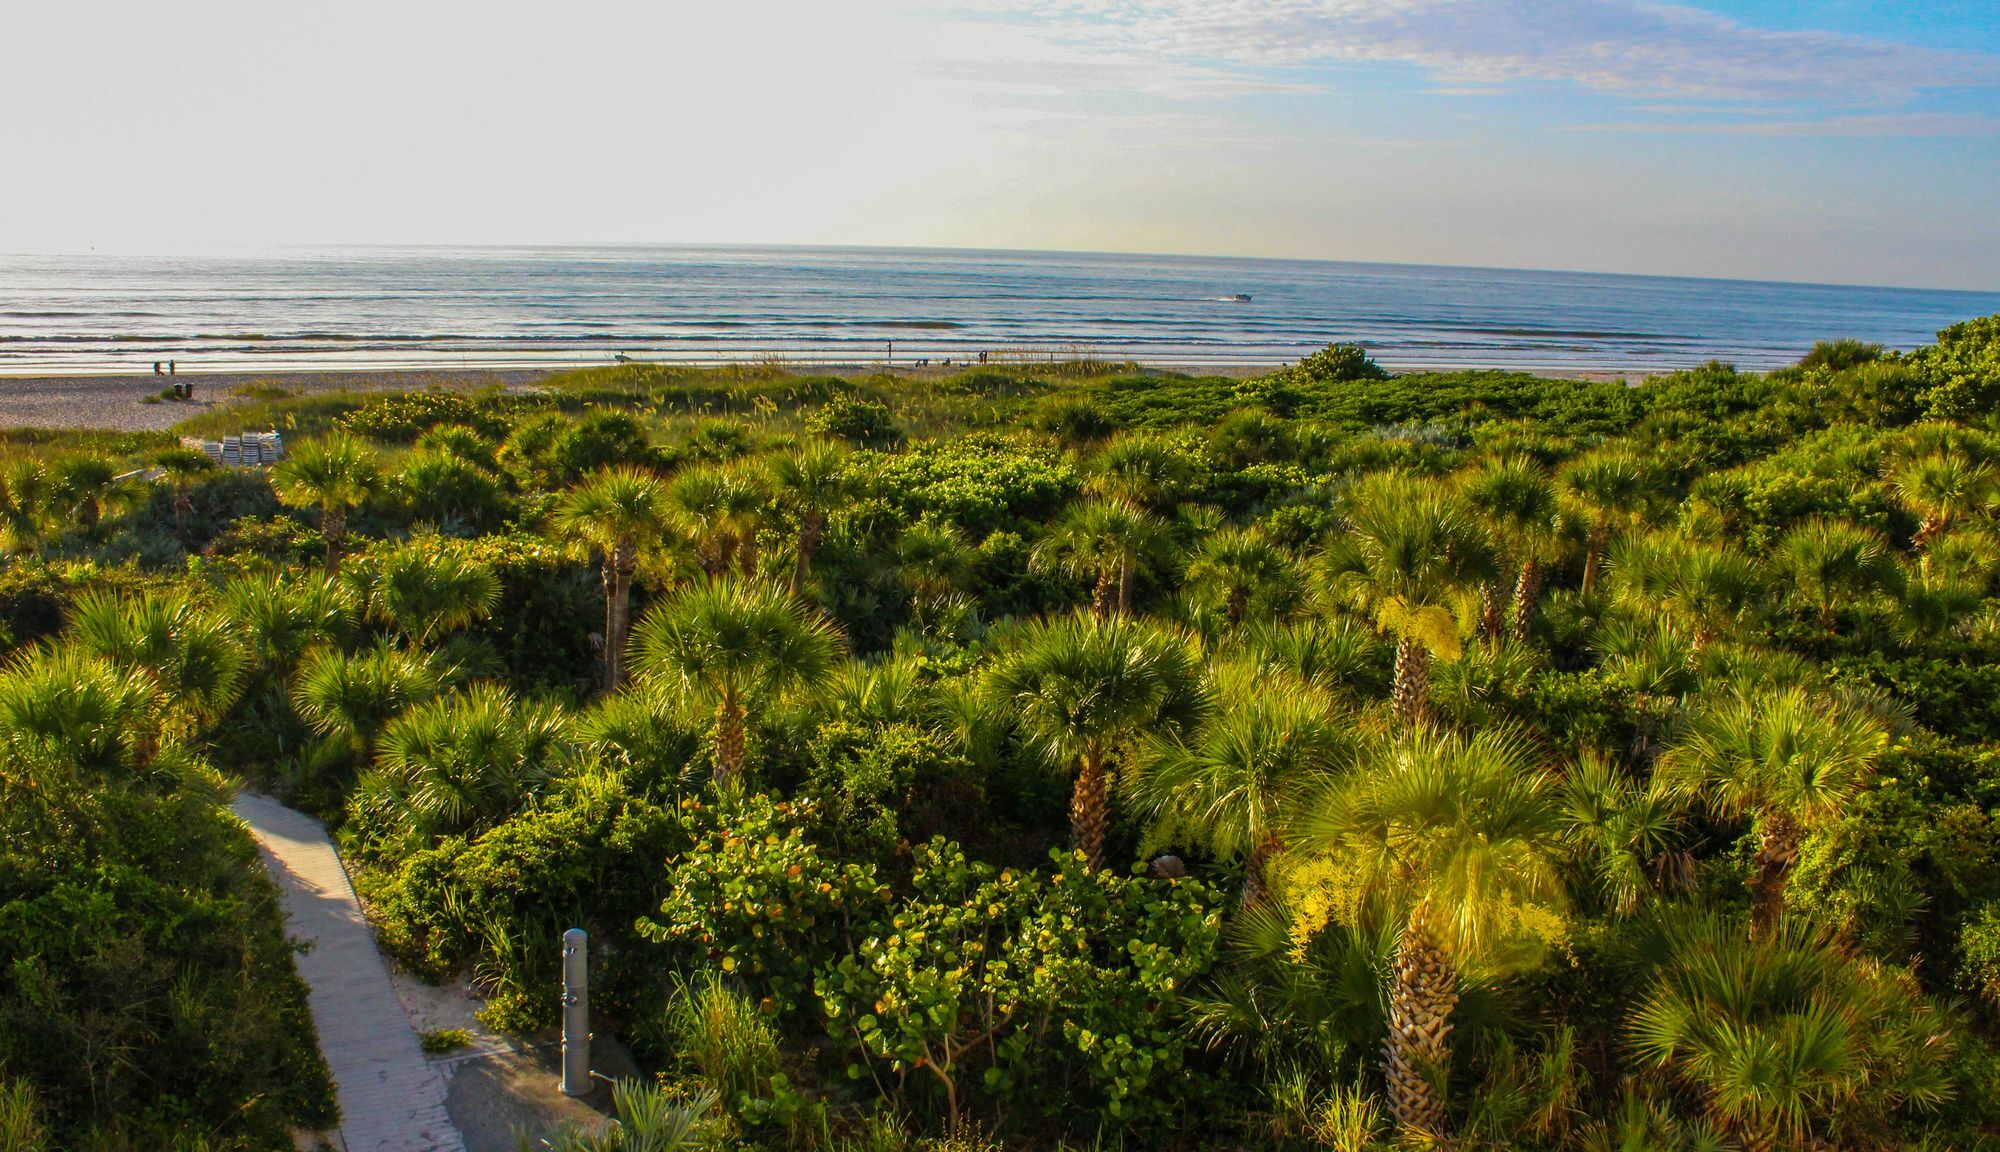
[0,370,556,433]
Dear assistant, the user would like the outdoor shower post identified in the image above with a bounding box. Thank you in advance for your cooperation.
[561,927,590,1096]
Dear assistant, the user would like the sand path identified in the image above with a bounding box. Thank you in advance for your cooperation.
[232,792,468,1152]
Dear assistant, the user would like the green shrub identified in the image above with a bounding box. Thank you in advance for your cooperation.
[807,394,902,447]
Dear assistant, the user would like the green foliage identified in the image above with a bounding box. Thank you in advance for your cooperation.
[337,388,517,441]
[816,839,1222,1126]
[866,434,1078,537]
[419,1027,473,1054]
[807,394,903,447]
[1907,314,2000,420]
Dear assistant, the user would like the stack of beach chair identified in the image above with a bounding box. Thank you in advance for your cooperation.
[181,431,286,467]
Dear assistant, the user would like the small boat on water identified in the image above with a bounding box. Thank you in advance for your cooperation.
[1227,293,1252,302]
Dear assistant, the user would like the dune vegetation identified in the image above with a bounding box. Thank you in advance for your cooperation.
[4,318,2000,1150]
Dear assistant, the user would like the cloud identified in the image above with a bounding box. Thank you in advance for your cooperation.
[1569,112,2000,137]
[932,0,2000,106]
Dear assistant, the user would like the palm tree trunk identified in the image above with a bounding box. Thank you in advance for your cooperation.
[173,484,192,537]
[323,504,347,574]
[1478,577,1506,642]
[1383,914,1459,1138]
[1225,587,1247,627]
[605,540,636,691]
[790,516,824,596]
[1510,557,1542,642]
[1071,750,1109,872]
[1581,524,1609,595]
[1392,634,1431,727]
[1750,814,1801,939]
[1240,835,1279,907]
[713,692,747,786]
[1118,556,1135,616]
[1091,571,1117,618]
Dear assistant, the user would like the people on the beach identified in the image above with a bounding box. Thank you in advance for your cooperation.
[153,361,163,375]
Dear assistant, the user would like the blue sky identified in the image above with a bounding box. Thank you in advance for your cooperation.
[3,1,1996,289]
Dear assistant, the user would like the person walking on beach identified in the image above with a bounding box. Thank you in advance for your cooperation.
[169,360,177,375]
[153,361,163,375]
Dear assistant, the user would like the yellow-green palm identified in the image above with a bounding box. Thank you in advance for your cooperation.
[271,434,381,573]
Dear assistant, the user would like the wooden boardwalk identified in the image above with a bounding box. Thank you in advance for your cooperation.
[233,793,467,1152]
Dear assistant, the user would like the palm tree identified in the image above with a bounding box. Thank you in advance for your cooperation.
[767,439,849,595]
[271,433,381,573]
[1031,497,1171,617]
[369,683,568,839]
[68,589,249,741]
[980,612,1196,871]
[1183,525,1298,627]
[0,646,155,781]
[290,642,440,766]
[1654,686,1889,936]
[1461,455,1562,641]
[1891,451,1993,552]
[1628,911,1953,1149]
[1610,536,1763,651]
[46,454,121,531]
[367,544,501,647]
[1289,725,1567,1138]
[554,467,672,691]
[1321,473,1493,726]
[1558,449,1657,595]
[1774,516,1904,630]
[221,572,357,690]
[895,520,974,619]
[152,446,214,537]
[1559,750,1685,915]
[1085,433,1195,513]
[627,579,841,786]
[0,458,44,555]
[669,464,766,579]
[1125,661,1345,905]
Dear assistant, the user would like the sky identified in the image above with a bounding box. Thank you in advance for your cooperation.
[2,0,1997,289]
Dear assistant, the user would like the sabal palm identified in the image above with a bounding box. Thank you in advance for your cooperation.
[0,646,155,781]
[0,458,44,554]
[1461,455,1563,640]
[1322,473,1494,725]
[271,433,381,573]
[1289,724,1567,1137]
[1183,525,1298,626]
[767,439,849,595]
[1233,616,1391,702]
[1628,911,1952,1148]
[221,572,357,688]
[895,520,974,610]
[1891,451,1993,550]
[1032,497,1171,617]
[372,683,568,838]
[152,445,214,536]
[368,544,501,647]
[1560,750,1684,915]
[1610,536,1763,651]
[1126,660,1345,904]
[46,454,121,531]
[669,464,766,579]
[628,579,842,785]
[554,466,672,690]
[1085,433,1195,513]
[290,643,440,765]
[1655,686,1888,936]
[1774,517,1903,629]
[68,589,248,740]
[1558,449,1657,595]
[980,611,1196,871]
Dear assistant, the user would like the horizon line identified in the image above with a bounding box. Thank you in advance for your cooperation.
[6,240,1998,298]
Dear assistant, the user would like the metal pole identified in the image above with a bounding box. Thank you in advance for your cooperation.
[561,928,590,1096]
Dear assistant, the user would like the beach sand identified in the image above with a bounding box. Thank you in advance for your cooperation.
[0,363,1652,433]
[0,370,556,433]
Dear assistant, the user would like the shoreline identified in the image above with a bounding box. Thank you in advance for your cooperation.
[0,362,1655,433]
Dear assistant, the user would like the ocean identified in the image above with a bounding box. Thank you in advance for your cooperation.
[2,245,1995,377]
